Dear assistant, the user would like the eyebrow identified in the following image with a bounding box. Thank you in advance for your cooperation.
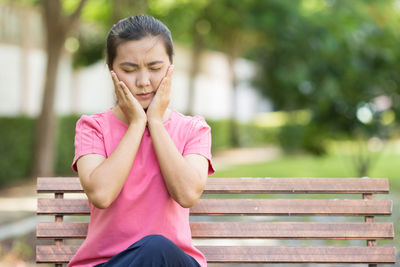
[119,61,165,67]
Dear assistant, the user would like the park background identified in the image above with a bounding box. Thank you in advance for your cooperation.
[0,0,399,266]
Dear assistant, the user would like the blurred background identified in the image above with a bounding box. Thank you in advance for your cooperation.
[0,0,399,266]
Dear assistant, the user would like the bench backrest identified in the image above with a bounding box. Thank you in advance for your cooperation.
[36,177,396,266]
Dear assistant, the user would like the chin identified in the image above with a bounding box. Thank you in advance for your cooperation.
[140,100,152,110]
[140,105,150,111]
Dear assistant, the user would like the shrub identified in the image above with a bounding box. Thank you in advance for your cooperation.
[56,114,80,175]
[0,117,35,185]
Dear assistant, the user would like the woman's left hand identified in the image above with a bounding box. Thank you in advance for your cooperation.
[147,64,174,124]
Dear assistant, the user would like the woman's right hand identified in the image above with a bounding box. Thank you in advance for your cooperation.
[111,70,147,126]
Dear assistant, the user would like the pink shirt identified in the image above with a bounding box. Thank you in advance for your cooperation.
[69,108,215,267]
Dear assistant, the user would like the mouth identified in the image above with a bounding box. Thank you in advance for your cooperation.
[137,92,154,99]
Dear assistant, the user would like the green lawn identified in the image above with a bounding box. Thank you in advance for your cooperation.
[212,152,400,192]
[210,149,400,251]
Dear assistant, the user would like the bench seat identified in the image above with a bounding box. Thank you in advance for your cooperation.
[36,177,396,266]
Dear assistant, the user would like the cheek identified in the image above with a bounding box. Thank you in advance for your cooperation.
[151,72,165,88]
[115,72,135,88]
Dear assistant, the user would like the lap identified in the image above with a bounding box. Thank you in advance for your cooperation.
[95,235,200,267]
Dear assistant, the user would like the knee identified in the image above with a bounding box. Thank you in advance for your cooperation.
[141,234,176,254]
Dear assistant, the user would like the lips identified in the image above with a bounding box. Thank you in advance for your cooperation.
[137,92,153,99]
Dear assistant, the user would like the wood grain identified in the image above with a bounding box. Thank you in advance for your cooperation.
[37,177,389,194]
[36,246,396,263]
[37,198,392,216]
[37,221,394,240]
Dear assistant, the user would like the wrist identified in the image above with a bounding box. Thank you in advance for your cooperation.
[128,119,147,129]
[147,118,163,127]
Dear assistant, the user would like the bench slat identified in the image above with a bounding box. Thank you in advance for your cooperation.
[200,246,396,263]
[37,222,88,238]
[37,198,392,216]
[205,177,389,194]
[37,177,389,194]
[37,222,394,239]
[36,246,396,263]
[190,222,394,239]
[191,199,392,216]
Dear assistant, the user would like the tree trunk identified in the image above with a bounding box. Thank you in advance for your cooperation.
[32,39,63,176]
[186,24,204,116]
[32,0,87,177]
[227,54,240,147]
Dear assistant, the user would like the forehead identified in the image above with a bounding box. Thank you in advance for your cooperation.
[114,36,169,63]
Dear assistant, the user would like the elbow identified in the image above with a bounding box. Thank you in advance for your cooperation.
[87,190,113,209]
[175,187,204,208]
[176,174,206,208]
[177,197,197,208]
[92,199,111,209]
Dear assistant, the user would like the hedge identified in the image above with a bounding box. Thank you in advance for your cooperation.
[0,115,280,186]
[0,117,36,185]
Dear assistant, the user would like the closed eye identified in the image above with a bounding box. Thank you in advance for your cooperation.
[123,69,136,73]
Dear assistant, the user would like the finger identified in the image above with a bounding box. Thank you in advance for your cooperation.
[159,65,174,90]
[164,65,174,94]
[110,71,123,103]
[111,71,121,94]
[166,64,174,78]
[110,71,120,89]
[158,77,168,94]
[111,71,129,104]
[119,81,135,102]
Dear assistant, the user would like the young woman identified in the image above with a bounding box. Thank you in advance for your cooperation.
[69,15,214,267]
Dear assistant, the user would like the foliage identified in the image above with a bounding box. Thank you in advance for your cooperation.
[0,117,35,185]
[0,115,79,185]
[206,119,232,150]
[56,114,80,175]
[16,0,399,161]
[251,0,400,154]
[212,149,400,191]
[0,115,279,185]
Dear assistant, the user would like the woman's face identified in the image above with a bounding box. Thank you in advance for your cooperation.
[112,36,171,109]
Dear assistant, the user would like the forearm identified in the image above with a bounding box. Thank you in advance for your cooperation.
[148,120,204,208]
[88,122,146,208]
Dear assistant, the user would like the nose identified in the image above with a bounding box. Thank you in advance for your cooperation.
[135,70,151,89]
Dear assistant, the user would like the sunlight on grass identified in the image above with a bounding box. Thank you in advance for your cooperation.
[212,151,400,192]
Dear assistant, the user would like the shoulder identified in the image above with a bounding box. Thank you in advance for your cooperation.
[75,110,110,132]
[171,110,210,130]
[170,110,211,141]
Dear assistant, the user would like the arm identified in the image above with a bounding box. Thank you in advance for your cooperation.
[77,122,145,209]
[148,120,209,208]
[147,65,209,207]
[76,71,147,209]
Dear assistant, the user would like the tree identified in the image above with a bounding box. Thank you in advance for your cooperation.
[200,0,261,146]
[33,0,87,176]
[149,0,212,116]
[252,0,400,174]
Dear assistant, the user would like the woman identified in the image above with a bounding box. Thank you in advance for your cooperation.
[69,15,214,267]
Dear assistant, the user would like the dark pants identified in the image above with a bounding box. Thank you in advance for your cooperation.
[94,235,201,267]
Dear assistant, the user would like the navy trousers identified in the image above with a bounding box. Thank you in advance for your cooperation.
[94,235,201,267]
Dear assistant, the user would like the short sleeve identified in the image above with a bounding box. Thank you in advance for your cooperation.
[183,116,215,175]
[72,115,106,172]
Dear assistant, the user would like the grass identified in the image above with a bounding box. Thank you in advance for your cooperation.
[212,149,400,192]
[209,146,400,253]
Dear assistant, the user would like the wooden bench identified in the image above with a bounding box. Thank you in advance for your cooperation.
[36,177,396,266]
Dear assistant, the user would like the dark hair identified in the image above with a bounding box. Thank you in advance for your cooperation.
[106,15,174,68]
